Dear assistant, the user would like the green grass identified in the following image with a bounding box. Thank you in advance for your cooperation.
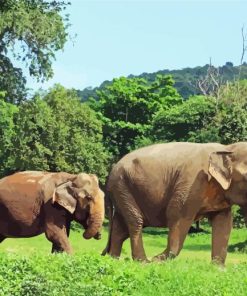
[0,227,246,295]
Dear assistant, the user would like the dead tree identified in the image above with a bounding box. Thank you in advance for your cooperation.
[197,60,224,107]
[240,25,247,65]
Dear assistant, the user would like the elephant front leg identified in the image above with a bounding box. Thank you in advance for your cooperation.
[51,220,71,253]
[210,208,232,265]
[45,222,72,254]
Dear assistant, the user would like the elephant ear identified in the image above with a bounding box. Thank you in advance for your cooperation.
[208,151,233,190]
[52,181,77,214]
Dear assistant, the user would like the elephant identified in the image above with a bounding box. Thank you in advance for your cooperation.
[0,171,104,253]
[102,142,247,264]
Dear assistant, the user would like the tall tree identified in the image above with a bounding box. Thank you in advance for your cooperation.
[8,85,110,181]
[152,95,217,143]
[0,0,70,104]
[89,75,181,159]
[0,95,18,176]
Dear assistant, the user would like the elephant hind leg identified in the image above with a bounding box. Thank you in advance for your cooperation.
[102,211,129,258]
[117,193,147,261]
[154,198,196,261]
[153,217,193,261]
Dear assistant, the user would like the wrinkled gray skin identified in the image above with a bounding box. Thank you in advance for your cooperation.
[103,142,247,264]
[0,171,104,254]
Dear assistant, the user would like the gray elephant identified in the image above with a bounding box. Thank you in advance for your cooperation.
[103,142,247,264]
[0,171,104,253]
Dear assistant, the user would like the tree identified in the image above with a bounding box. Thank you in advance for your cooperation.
[0,94,18,176]
[3,85,110,181]
[152,95,217,143]
[89,75,181,159]
[216,80,247,144]
[0,0,70,104]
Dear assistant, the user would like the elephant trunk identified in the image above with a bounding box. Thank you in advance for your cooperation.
[83,213,104,239]
[83,192,105,240]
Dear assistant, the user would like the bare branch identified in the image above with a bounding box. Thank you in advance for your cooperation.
[240,25,247,65]
[196,61,223,99]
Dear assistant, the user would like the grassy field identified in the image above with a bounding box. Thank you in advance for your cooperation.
[0,226,246,295]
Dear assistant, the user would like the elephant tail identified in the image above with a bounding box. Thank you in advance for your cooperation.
[101,193,114,256]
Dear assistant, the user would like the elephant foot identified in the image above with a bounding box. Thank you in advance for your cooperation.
[133,257,150,264]
[211,256,225,267]
[152,251,176,262]
[152,254,167,262]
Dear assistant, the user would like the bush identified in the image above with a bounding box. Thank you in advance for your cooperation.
[0,253,247,296]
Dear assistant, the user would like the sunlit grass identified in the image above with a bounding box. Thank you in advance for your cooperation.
[0,227,246,264]
[0,227,246,295]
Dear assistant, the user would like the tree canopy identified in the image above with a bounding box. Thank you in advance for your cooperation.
[0,0,70,103]
[89,75,181,158]
[78,62,247,101]
[0,85,110,181]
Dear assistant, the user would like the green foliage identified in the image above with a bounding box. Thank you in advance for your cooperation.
[0,0,70,103]
[232,206,246,229]
[0,227,246,295]
[152,95,217,142]
[0,97,18,176]
[78,62,247,101]
[90,75,181,158]
[216,80,247,144]
[150,79,247,147]
[0,250,247,295]
[0,85,110,180]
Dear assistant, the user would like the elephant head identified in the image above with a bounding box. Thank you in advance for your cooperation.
[52,173,105,240]
[208,142,247,209]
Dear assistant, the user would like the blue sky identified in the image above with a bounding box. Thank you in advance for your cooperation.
[26,0,247,91]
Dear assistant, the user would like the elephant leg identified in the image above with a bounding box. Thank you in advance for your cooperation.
[51,220,71,253]
[45,222,72,254]
[210,208,232,265]
[109,183,147,261]
[153,217,194,261]
[121,199,146,261]
[129,225,146,261]
[104,212,129,258]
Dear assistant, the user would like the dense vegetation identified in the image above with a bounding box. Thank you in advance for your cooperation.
[0,85,110,180]
[0,228,246,295]
[79,62,247,100]
[88,75,247,160]
[0,2,247,295]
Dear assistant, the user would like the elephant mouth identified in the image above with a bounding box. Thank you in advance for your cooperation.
[93,232,101,240]
[81,216,102,240]
[82,230,102,240]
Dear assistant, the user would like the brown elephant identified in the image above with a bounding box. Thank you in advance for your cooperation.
[102,142,247,264]
[0,171,104,253]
